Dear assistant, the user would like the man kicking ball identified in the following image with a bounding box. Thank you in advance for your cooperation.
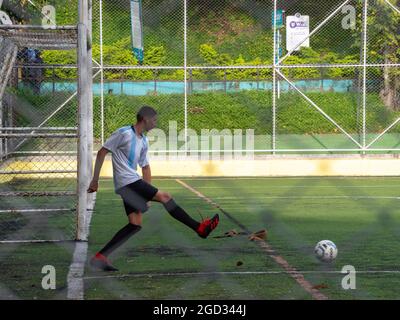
[87,106,219,271]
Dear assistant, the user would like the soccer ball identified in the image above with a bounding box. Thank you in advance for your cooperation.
[314,240,337,262]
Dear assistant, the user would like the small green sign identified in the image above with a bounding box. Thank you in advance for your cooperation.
[272,9,284,29]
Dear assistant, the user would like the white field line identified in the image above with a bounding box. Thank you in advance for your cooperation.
[98,196,400,202]
[67,193,96,300]
[184,196,400,200]
[165,185,400,189]
[83,270,400,280]
[126,177,400,181]
[97,185,400,190]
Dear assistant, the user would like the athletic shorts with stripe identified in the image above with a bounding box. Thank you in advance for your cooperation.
[117,179,159,215]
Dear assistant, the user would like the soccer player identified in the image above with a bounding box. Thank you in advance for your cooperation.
[87,106,219,271]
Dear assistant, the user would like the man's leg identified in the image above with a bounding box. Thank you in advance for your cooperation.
[90,212,142,271]
[98,212,142,256]
[153,191,199,230]
[152,190,219,238]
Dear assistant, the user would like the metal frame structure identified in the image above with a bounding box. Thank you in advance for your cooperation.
[273,0,399,153]
[77,0,93,241]
[0,0,399,243]
[0,0,93,242]
[94,0,399,155]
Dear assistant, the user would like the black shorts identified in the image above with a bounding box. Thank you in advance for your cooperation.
[117,180,159,215]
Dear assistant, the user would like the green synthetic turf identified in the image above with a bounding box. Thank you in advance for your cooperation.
[0,178,77,241]
[0,178,76,299]
[85,177,400,300]
[0,242,74,299]
[1,176,399,299]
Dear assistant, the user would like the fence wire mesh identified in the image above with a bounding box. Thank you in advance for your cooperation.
[0,0,398,301]
[0,0,398,238]
[92,0,399,155]
[0,23,78,241]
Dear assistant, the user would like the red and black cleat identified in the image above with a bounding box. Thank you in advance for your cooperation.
[196,214,220,239]
[89,253,119,272]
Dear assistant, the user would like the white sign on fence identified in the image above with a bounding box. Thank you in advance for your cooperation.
[286,13,310,52]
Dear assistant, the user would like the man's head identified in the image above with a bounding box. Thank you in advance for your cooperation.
[136,106,157,131]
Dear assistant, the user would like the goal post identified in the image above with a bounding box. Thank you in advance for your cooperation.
[77,0,93,241]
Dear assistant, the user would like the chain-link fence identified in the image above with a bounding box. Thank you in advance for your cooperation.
[0,0,92,242]
[0,25,79,242]
[91,0,399,156]
[0,0,399,300]
[0,0,399,241]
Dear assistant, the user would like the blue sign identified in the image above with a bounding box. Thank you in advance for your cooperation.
[275,30,283,63]
[272,9,284,29]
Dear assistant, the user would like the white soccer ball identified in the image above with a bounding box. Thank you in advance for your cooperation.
[314,240,338,262]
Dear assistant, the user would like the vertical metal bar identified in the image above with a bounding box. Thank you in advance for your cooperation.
[0,99,3,157]
[121,71,124,93]
[362,0,368,151]
[77,0,89,241]
[224,70,227,93]
[257,69,260,90]
[277,29,281,100]
[52,68,55,94]
[189,68,192,94]
[6,95,12,156]
[184,0,188,154]
[99,0,104,145]
[154,70,157,93]
[0,45,17,158]
[87,0,94,215]
[272,0,277,154]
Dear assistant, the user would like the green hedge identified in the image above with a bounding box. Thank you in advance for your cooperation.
[15,90,399,138]
[39,4,361,81]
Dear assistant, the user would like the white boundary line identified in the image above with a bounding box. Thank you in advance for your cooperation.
[135,185,400,189]
[175,179,328,300]
[184,196,400,200]
[83,270,400,280]
[67,193,96,300]
[99,196,400,202]
[148,177,400,181]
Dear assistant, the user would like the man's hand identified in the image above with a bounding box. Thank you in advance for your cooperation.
[88,180,99,193]
[88,147,109,193]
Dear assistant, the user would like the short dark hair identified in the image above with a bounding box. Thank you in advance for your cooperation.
[136,105,157,122]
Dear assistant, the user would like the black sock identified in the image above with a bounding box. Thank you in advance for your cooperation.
[163,199,200,231]
[99,223,142,257]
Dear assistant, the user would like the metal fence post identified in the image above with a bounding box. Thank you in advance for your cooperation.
[77,0,91,241]
[100,0,104,145]
[362,0,368,154]
[87,0,94,211]
[0,99,3,158]
[272,0,277,154]
[184,0,188,155]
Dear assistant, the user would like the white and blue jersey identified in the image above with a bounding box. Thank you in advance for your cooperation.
[103,126,149,193]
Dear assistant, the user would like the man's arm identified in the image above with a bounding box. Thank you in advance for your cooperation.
[142,165,151,184]
[88,147,109,193]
